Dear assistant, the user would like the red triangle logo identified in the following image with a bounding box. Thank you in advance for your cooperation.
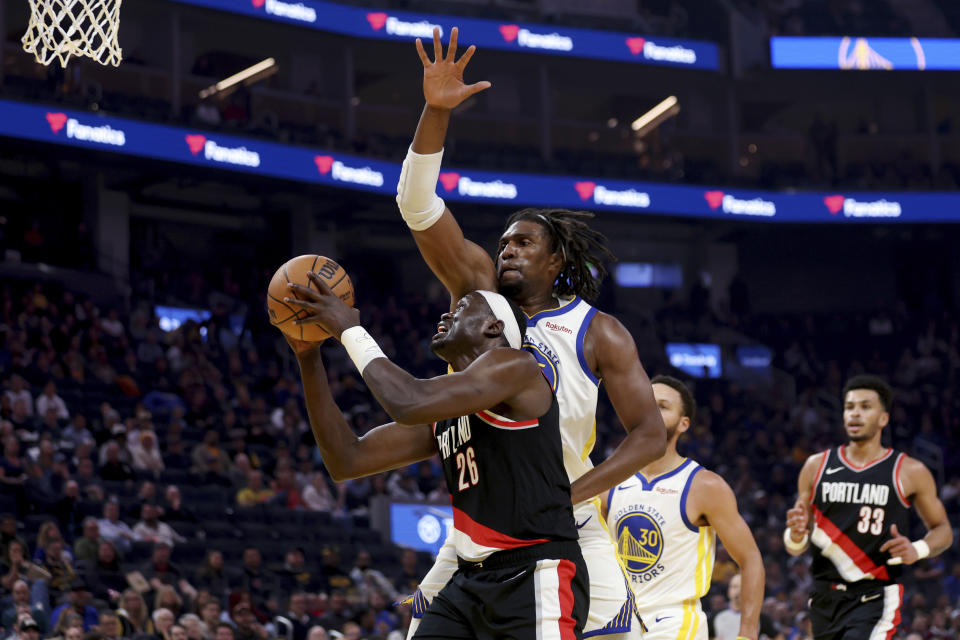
[251,0,265,7]
[626,37,646,56]
[314,155,335,174]
[823,194,845,215]
[704,190,724,209]
[499,24,520,43]
[574,181,596,201]
[185,134,207,155]
[366,12,388,30]
[438,172,460,191]
[46,112,68,134]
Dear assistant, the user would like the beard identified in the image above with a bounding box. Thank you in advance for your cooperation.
[664,419,680,442]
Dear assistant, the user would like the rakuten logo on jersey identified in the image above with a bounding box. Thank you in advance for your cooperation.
[574,181,650,208]
[314,155,384,187]
[46,112,126,147]
[625,37,697,64]
[704,190,776,217]
[438,172,517,199]
[185,134,260,167]
[251,0,317,23]
[365,12,441,38]
[544,321,572,335]
[499,24,573,52]
[823,195,902,219]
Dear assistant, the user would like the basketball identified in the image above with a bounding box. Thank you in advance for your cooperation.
[267,255,354,342]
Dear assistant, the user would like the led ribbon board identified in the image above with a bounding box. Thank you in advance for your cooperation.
[3,99,957,223]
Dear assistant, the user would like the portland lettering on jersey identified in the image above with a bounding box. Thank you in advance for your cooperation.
[436,416,472,459]
[820,482,890,506]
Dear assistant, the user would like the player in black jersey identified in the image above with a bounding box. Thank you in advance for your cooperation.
[784,375,952,640]
[282,275,589,640]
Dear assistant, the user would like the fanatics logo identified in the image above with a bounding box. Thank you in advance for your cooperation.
[499,25,520,42]
[46,112,68,134]
[186,135,260,167]
[366,12,387,30]
[574,181,596,200]
[314,155,334,174]
[185,134,206,155]
[438,172,460,191]
[625,37,645,55]
[253,0,317,23]
[500,24,572,51]
[315,155,384,187]
[626,37,697,64]
[823,195,845,215]
[823,194,902,218]
[704,190,776,217]
[575,181,649,208]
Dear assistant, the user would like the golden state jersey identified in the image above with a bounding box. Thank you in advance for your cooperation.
[523,296,600,483]
[605,459,715,618]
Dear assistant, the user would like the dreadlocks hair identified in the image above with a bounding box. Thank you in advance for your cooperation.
[503,208,616,301]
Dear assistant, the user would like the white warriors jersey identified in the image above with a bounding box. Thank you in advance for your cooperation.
[522,296,600,483]
[605,458,716,616]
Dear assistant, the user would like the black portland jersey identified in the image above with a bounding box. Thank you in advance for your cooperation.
[809,446,911,585]
[433,393,577,562]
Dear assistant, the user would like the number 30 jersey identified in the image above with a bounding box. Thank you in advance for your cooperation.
[809,446,912,585]
[433,392,578,563]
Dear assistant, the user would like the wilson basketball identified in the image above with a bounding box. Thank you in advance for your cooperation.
[267,255,354,342]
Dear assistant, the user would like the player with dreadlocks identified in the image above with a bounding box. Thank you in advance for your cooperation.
[397,28,667,640]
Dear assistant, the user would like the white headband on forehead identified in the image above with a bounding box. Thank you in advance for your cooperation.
[475,290,523,350]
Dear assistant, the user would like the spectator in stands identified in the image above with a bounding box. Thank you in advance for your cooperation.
[99,442,135,484]
[51,579,98,632]
[74,458,103,502]
[0,515,26,561]
[133,505,184,548]
[348,550,396,602]
[168,623,189,640]
[98,501,135,555]
[81,541,126,606]
[275,549,314,600]
[198,601,221,636]
[281,592,314,640]
[315,547,351,596]
[140,542,184,593]
[179,613,206,640]
[15,616,41,640]
[3,377,32,418]
[152,608,175,640]
[2,579,49,636]
[97,611,124,640]
[153,585,184,618]
[269,469,303,510]
[36,521,73,564]
[161,487,196,525]
[316,590,351,638]
[304,627,327,640]
[214,622,235,640]
[229,601,269,640]
[137,332,164,367]
[73,518,105,567]
[301,474,337,514]
[235,471,273,507]
[391,549,419,596]
[228,454,251,489]
[129,432,164,478]
[117,590,153,637]
[35,381,68,421]
[193,552,228,600]
[190,432,229,475]
[62,415,95,449]
[236,549,272,613]
[0,437,28,517]
[1,539,42,594]
[162,438,190,471]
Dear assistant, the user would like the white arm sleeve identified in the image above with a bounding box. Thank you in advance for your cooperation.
[396,146,446,231]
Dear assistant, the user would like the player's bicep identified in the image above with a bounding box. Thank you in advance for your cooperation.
[591,315,657,433]
[698,473,759,565]
[411,210,497,298]
[905,461,949,530]
[796,453,824,508]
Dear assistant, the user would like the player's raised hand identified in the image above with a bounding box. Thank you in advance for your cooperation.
[285,271,361,341]
[881,524,918,565]
[785,501,809,541]
[283,332,320,356]
[416,26,491,110]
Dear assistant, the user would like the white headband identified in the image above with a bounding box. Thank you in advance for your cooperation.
[475,290,523,350]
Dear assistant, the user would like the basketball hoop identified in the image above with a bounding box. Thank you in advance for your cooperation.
[22,0,123,68]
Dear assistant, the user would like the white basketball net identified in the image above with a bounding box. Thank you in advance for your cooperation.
[22,0,123,68]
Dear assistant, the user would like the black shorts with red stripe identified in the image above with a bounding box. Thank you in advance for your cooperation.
[413,540,589,640]
[809,581,903,640]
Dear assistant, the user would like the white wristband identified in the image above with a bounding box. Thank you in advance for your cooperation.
[340,326,387,375]
[888,539,930,565]
[396,146,446,231]
[783,527,809,552]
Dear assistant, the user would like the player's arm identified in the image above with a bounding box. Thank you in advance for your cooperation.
[398,27,496,300]
[286,274,548,425]
[689,471,764,640]
[569,313,667,504]
[784,452,825,555]
[289,342,437,482]
[879,457,953,565]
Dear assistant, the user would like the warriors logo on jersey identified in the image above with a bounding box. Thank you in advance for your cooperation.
[523,337,560,393]
[615,508,666,580]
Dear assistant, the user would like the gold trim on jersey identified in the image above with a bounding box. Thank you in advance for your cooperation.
[580,419,597,461]
[637,457,689,484]
[523,295,579,319]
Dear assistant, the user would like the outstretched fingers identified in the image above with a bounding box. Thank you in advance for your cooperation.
[414,38,431,67]
[432,26,442,61]
[446,27,458,62]
[464,80,492,98]
[456,44,477,70]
